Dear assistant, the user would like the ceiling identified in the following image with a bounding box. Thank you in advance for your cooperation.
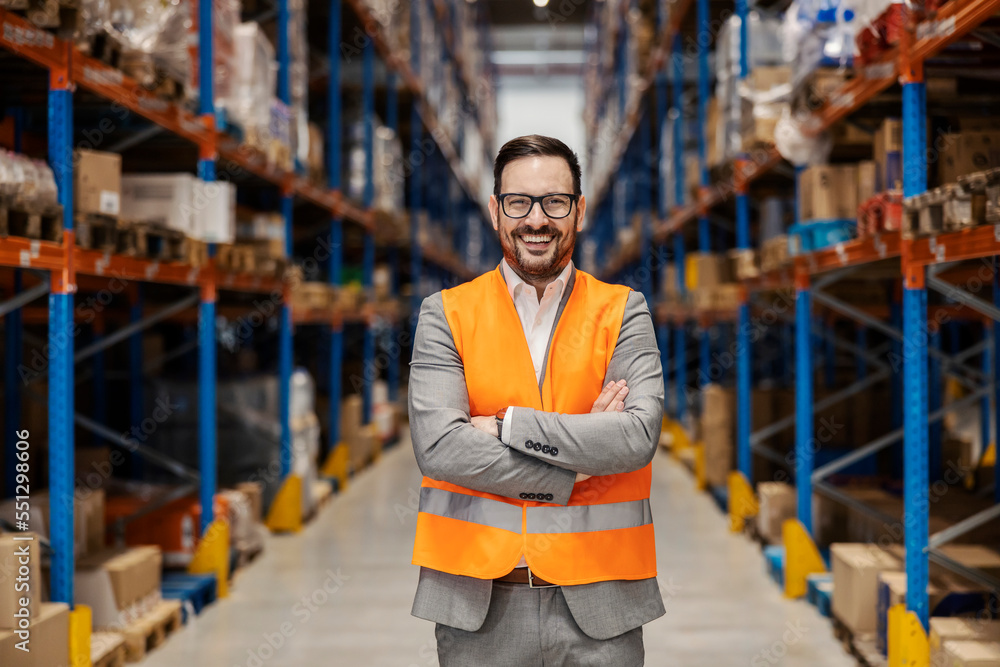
[485,0,593,26]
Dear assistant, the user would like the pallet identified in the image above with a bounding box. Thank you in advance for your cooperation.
[0,198,63,242]
[185,239,209,268]
[75,213,120,252]
[120,222,187,262]
[161,572,216,622]
[91,631,127,667]
[831,614,886,667]
[121,598,183,663]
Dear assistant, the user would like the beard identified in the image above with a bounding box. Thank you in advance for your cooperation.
[499,222,576,284]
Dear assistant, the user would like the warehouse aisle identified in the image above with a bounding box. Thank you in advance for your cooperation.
[143,435,854,667]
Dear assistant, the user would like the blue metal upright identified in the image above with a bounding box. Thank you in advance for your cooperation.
[734,0,751,479]
[327,0,344,454]
[929,328,942,483]
[695,0,711,392]
[670,32,686,423]
[696,0,710,253]
[386,71,401,405]
[361,37,376,425]
[48,69,75,605]
[902,72,929,629]
[4,270,22,497]
[276,0,294,479]
[639,102,653,305]
[279,194,294,478]
[994,262,1000,504]
[197,0,217,533]
[794,162,813,533]
[795,281,813,532]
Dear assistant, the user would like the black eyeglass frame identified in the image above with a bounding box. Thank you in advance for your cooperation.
[497,193,580,219]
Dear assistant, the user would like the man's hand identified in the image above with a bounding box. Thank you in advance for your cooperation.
[470,415,499,438]
[591,379,629,413]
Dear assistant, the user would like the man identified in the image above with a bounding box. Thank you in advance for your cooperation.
[408,135,665,666]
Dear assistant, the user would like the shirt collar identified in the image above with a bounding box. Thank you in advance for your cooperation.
[501,259,574,304]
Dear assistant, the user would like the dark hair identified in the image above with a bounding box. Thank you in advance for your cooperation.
[493,135,582,197]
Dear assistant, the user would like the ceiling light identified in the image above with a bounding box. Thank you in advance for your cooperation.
[533,0,549,6]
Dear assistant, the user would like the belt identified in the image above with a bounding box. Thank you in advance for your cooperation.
[494,568,559,588]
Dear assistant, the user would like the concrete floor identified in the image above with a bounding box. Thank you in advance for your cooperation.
[143,434,856,666]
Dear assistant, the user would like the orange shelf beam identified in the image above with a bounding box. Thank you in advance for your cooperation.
[794,231,902,275]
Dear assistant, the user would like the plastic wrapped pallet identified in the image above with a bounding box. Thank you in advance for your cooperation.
[102,0,192,85]
[231,22,278,149]
[0,150,58,207]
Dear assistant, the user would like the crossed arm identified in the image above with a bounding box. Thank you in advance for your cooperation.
[408,291,664,506]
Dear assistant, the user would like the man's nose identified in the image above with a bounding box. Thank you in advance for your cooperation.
[524,201,548,225]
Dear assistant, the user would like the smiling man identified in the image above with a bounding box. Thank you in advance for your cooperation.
[408,135,665,666]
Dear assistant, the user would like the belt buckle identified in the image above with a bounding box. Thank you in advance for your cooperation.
[527,568,558,589]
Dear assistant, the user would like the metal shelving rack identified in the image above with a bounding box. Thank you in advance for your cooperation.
[586,0,1000,640]
[0,0,496,618]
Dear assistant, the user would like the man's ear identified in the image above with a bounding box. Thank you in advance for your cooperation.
[576,195,587,232]
[489,195,500,232]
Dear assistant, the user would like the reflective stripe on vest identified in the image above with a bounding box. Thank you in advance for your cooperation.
[419,487,522,534]
[526,498,652,534]
[420,487,652,536]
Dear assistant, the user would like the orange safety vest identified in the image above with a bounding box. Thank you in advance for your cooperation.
[412,266,657,586]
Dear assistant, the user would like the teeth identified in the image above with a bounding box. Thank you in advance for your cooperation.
[522,235,553,243]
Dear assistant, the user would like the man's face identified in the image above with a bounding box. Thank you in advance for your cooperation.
[489,156,586,282]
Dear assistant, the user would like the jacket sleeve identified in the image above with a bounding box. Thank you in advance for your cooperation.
[506,291,664,476]
[408,293,578,505]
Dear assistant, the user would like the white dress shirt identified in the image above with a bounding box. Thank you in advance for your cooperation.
[498,258,573,568]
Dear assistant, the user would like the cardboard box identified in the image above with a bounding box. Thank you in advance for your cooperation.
[75,149,121,217]
[874,119,903,192]
[930,618,1000,655]
[0,533,41,629]
[0,602,70,666]
[685,253,731,290]
[857,160,878,205]
[236,482,264,523]
[799,165,859,222]
[943,640,1000,666]
[756,482,796,544]
[703,423,733,488]
[831,543,902,634]
[938,132,1000,185]
[76,547,162,629]
[78,489,105,556]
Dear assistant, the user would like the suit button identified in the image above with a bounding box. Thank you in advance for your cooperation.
[541,445,550,454]
[527,493,536,500]
[551,447,558,456]
[519,493,528,499]
[533,442,542,451]
[525,440,533,449]
[545,494,554,501]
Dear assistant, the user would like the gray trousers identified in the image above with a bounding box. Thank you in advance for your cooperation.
[435,582,644,667]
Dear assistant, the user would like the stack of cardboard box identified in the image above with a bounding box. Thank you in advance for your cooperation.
[701,385,735,488]
[76,546,164,630]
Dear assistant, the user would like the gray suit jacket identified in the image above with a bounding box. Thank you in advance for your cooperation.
[408,268,666,640]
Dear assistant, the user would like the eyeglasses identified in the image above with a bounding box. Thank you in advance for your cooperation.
[498,193,578,219]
